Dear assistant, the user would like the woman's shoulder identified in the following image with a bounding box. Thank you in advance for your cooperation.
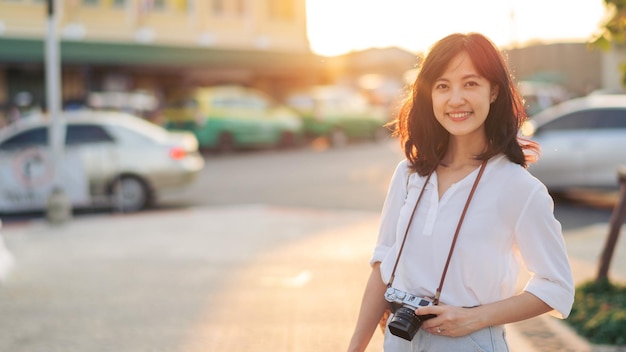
[393,159,413,178]
[393,159,432,190]
[488,155,545,190]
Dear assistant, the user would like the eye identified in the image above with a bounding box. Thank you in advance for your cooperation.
[434,83,448,90]
[465,81,479,87]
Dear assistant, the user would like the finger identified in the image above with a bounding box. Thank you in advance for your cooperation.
[415,305,439,316]
[420,316,443,330]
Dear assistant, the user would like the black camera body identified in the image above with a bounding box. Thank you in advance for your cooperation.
[384,287,437,341]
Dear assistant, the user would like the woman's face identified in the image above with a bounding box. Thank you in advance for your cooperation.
[431,52,498,140]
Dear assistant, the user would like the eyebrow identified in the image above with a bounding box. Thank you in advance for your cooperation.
[435,73,483,82]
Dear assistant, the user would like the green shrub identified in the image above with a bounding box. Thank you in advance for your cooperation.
[566,278,626,345]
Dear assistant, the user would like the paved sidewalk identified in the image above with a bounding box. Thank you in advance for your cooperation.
[0,205,624,351]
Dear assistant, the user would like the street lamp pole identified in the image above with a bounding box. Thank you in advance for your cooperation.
[45,0,71,223]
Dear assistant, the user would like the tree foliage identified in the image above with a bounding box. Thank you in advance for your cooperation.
[592,0,626,48]
[592,0,626,86]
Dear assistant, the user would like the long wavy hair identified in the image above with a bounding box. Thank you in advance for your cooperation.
[391,32,539,176]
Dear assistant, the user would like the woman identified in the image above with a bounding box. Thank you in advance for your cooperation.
[347,33,574,352]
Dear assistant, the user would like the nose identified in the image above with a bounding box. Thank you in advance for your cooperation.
[448,88,465,106]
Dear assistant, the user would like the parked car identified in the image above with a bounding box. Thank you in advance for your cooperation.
[522,94,626,191]
[285,86,389,146]
[162,85,303,152]
[0,110,204,213]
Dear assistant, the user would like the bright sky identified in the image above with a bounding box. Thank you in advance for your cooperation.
[305,0,608,56]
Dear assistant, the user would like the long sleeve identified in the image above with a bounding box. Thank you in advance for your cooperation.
[515,183,575,318]
[370,160,410,267]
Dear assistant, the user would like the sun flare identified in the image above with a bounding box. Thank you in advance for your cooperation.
[306,0,606,57]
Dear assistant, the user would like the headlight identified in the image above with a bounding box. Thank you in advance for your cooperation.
[520,120,535,137]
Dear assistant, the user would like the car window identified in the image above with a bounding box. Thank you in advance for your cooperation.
[66,124,115,145]
[286,95,315,111]
[245,95,270,110]
[595,109,626,129]
[539,108,626,133]
[0,127,48,150]
[211,97,236,108]
[538,110,602,132]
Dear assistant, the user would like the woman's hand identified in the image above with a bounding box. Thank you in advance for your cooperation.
[416,304,485,337]
[415,292,552,337]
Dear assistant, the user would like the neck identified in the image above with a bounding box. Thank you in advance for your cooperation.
[441,135,487,168]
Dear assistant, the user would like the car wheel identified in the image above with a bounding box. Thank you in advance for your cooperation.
[217,132,235,153]
[110,176,150,212]
[330,129,348,147]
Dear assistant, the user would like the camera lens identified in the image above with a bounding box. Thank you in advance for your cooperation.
[387,306,422,341]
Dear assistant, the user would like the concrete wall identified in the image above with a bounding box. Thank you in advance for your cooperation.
[505,42,604,96]
[601,45,626,91]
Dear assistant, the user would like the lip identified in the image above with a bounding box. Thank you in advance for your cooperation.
[447,111,473,120]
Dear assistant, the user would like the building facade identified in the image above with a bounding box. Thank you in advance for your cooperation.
[0,0,322,118]
[505,42,604,96]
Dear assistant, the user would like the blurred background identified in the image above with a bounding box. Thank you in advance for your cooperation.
[0,1,625,351]
[0,0,619,129]
[0,0,623,214]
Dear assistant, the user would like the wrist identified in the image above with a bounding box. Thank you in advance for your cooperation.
[470,305,491,330]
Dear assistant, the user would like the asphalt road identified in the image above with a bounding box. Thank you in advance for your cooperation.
[178,139,616,233]
[182,139,404,212]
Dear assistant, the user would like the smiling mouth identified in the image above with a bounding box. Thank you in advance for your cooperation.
[448,112,472,119]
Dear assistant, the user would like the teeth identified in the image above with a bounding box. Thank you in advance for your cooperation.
[449,112,471,118]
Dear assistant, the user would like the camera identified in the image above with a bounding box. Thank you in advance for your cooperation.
[384,287,437,341]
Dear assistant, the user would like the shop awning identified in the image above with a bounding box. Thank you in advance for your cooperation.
[0,37,324,72]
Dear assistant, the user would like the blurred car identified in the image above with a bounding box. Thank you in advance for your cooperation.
[285,86,389,146]
[0,110,204,213]
[522,94,626,191]
[162,85,303,152]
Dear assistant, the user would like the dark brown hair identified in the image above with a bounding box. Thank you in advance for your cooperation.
[391,32,538,176]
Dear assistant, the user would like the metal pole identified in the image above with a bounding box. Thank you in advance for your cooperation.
[45,0,71,224]
[596,167,626,281]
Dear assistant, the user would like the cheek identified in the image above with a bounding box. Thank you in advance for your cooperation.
[431,95,446,116]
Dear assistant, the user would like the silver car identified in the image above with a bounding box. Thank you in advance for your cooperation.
[523,94,626,191]
[0,110,204,213]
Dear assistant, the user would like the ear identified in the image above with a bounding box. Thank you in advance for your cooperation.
[490,85,499,104]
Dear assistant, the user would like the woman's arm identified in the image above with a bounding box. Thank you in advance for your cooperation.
[418,291,551,337]
[347,262,389,352]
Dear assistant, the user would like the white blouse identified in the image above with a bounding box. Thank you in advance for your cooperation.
[371,154,575,318]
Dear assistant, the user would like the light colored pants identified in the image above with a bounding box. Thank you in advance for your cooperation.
[383,319,510,352]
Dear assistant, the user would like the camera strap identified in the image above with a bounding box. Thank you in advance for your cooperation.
[386,160,488,306]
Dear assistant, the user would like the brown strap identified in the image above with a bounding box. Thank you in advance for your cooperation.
[387,171,433,288]
[433,160,487,305]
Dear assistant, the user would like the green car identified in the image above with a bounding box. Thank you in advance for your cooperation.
[163,86,303,152]
[285,86,390,146]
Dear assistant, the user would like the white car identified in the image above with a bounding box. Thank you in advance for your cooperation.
[523,94,626,191]
[0,110,204,213]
